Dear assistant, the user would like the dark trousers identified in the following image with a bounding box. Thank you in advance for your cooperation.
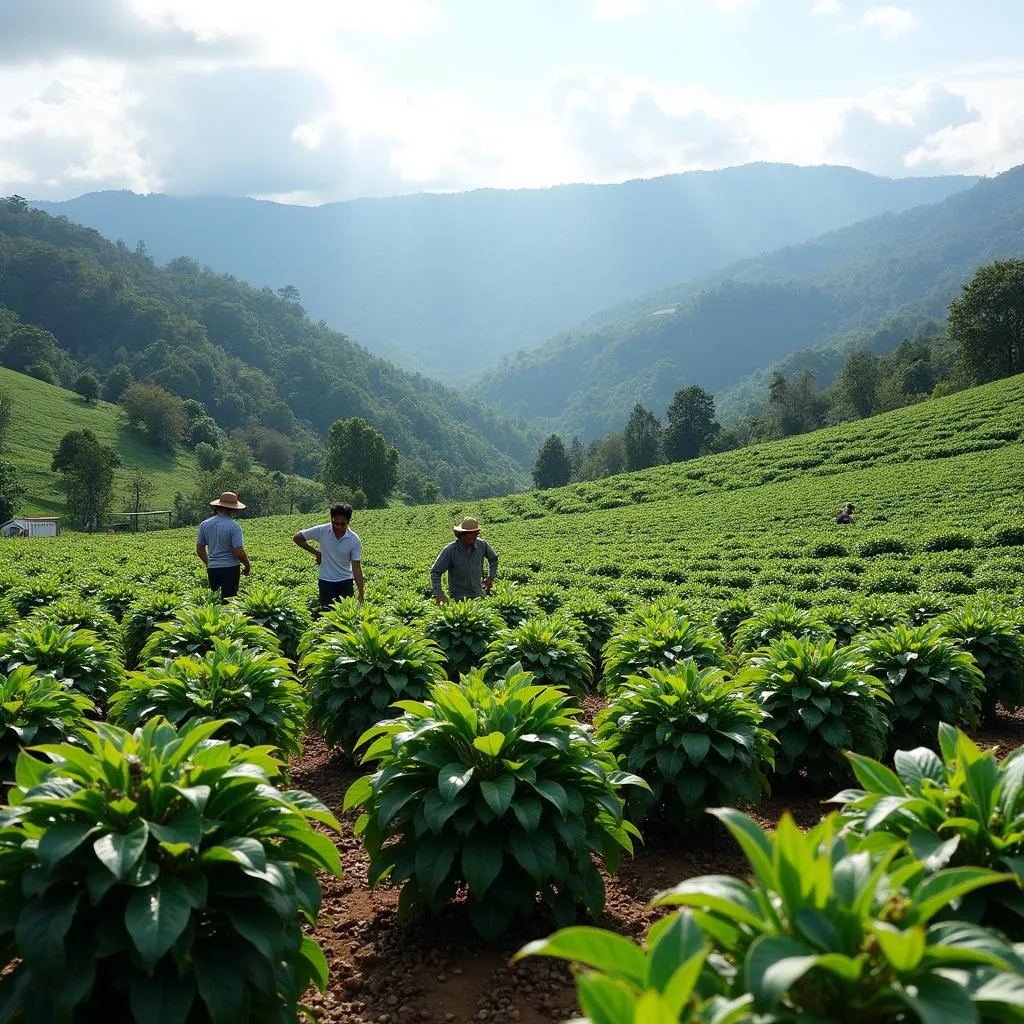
[207,566,241,600]
[319,578,354,608]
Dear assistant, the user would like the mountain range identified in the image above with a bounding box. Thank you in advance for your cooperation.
[476,164,1024,437]
[32,164,976,379]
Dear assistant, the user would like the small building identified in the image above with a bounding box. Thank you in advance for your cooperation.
[1,516,60,538]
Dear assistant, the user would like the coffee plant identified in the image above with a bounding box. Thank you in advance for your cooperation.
[139,604,281,665]
[424,598,503,679]
[0,717,342,1023]
[731,602,830,658]
[345,666,644,940]
[595,663,772,824]
[231,584,311,662]
[304,620,446,753]
[738,635,890,786]
[481,617,593,696]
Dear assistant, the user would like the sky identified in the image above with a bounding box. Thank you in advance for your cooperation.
[1,0,1023,204]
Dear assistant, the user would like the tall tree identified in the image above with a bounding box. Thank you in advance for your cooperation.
[532,434,571,489]
[73,372,100,405]
[0,462,24,522]
[0,387,12,452]
[121,469,155,531]
[567,436,585,481]
[662,385,720,463]
[120,383,188,452]
[51,430,120,530]
[840,348,881,418]
[321,417,399,508]
[947,259,1024,383]
[623,403,661,472]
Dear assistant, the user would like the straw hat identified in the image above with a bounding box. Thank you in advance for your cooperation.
[453,516,481,534]
[210,491,246,510]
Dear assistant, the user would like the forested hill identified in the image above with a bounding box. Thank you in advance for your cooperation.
[477,165,1024,439]
[33,164,976,377]
[0,201,535,498]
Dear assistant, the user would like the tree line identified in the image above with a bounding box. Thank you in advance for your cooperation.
[532,258,1024,487]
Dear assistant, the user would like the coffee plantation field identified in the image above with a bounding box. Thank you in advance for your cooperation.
[0,373,1023,1022]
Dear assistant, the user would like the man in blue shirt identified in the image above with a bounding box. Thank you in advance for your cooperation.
[293,502,364,608]
[196,491,251,599]
[430,516,498,603]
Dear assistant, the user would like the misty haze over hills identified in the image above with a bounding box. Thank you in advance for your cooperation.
[33,164,977,379]
[476,165,1024,439]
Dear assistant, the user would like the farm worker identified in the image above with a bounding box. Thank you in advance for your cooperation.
[430,516,498,604]
[195,491,251,600]
[292,501,364,609]
[836,503,855,525]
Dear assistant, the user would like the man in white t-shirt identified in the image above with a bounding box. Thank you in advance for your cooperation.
[293,502,364,608]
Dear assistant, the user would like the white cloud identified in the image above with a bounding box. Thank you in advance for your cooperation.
[811,0,842,16]
[861,5,920,37]
[592,0,649,19]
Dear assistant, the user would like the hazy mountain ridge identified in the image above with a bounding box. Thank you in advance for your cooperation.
[32,164,977,378]
[477,166,1024,438]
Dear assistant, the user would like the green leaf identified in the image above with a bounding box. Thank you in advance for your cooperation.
[678,733,711,765]
[93,824,149,880]
[37,822,99,871]
[298,935,330,992]
[342,774,373,812]
[415,835,459,899]
[124,878,193,968]
[129,963,195,1024]
[647,911,706,992]
[873,923,926,972]
[516,927,648,987]
[480,774,515,817]
[744,934,819,1012]
[530,778,569,816]
[653,875,765,930]
[895,973,978,1024]
[706,808,774,891]
[194,952,245,1024]
[576,973,637,1024]
[473,731,506,757]
[915,868,1010,922]
[461,833,504,898]
[894,747,946,792]
[438,762,474,802]
[15,889,80,969]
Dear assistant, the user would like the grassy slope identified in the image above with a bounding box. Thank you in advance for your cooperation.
[1,367,197,517]
[13,375,1018,616]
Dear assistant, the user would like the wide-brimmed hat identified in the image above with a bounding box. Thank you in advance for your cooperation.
[453,516,481,534]
[210,491,246,510]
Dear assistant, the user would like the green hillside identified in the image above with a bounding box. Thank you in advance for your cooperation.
[479,165,1024,438]
[0,367,196,517]
[12,373,1021,615]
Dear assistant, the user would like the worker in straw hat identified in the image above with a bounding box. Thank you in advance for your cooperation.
[195,491,251,600]
[430,516,499,604]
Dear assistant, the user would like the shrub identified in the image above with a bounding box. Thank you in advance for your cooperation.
[811,540,847,558]
[601,612,728,694]
[562,596,618,670]
[424,599,503,679]
[712,596,754,645]
[389,593,432,625]
[0,717,342,1022]
[858,536,909,556]
[109,640,306,757]
[345,666,644,940]
[29,596,123,654]
[834,724,1024,937]
[0,622,122,706]
[0,666,94,782]
[932,572,977,595]
[986,524,1024,547]
[139,604,280,665]
[9,578,63,617]
[529,583,565,614]
[488,590,540,628]
[519,809,1024,1023]
[905,594,952,625]
[481,617,593,696]
[731,602,829,657]
[121,592,185,669]
[739,636,890,786]
[922,530,976,552]
[97,581,139,622]
[864,568,919,594]
[296,597,379,659]
[595,663,772,824]
[304,621,445,753]
[935,603,1024,720]
[232,584,311,661]
[856,623,984,749]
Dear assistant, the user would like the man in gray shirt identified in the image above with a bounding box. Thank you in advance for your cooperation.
[430,516,498,603]
[196,491,251,600]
